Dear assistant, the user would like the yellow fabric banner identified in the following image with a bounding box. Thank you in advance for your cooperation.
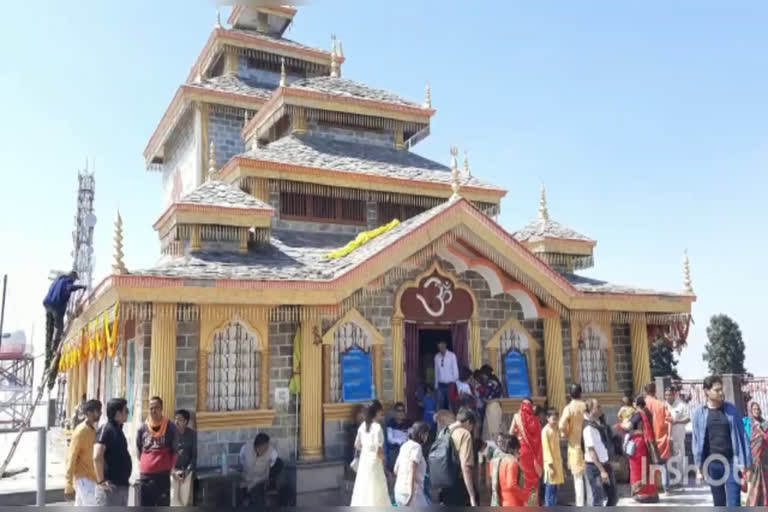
[324,219,400,259]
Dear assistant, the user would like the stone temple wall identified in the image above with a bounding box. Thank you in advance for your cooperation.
[209,108,246,169]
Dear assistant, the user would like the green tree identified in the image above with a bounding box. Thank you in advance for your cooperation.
[650,338,680,379]
[703,314,747,375]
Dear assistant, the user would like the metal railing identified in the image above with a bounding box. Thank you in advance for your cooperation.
[742,376,768,414]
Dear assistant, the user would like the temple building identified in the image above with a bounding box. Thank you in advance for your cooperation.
[58,5,694,501]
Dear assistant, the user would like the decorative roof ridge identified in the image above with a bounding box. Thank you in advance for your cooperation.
[186,27,341,84]
[221,151,508,196]
[241,84,436,141]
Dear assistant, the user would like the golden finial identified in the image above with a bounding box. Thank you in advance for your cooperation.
[208,140,217,180]
[450,146,461,199]
[280,57,287,87]
[683,250,694,294]
[112,210,126,275]
[215,8,222,28]
[424,82,432,109]
[538,184,549,221]
[330,34,339,78]
[337,40,344,59]
[463,151,471,177]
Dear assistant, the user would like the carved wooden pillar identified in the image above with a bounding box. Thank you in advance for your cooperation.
[392,317,404,404]
[394,125,404,149]
[630,315,652,394]
[293,109,307,134]
[149,303,177,410]
[260,336,269,410]
[299,318,323,459]
[78,359,87,406]
[372,345,383,398]
[197,351,208,410]
[604,321,616,393]
[470,316,481,370]
[322,344,331,403]
[239,227,248,253]
[543,316,567,411]
[488,347,499,377]
[190,225,201,251]
[569,320,580,385]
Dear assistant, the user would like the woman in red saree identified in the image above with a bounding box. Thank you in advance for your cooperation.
[509,398,543,505]
[625,395,660,503]
[746,401,768,506]
[490,434,529,506]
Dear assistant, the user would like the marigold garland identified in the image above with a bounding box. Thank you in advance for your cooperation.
[105,303,119,358]
[324,219,400,259]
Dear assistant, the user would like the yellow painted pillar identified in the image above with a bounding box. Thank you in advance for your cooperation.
[149,303,177,410]
[543,317,567,411]
[487,347,499,377]
[67,367,76,417]
[630,315,652,395]
[260,337,269,410]
[372,345,383,398]
[392,317,404,403]
[78,359,87,402]
[470,317,481,370]
[322,344,331,404]
[299,318,323,459]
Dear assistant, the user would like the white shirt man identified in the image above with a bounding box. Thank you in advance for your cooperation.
[434,342,459,410]
[666,393,690,484]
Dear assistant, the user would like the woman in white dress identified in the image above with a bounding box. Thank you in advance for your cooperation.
[393,421,430,506]
[350,401,390,506]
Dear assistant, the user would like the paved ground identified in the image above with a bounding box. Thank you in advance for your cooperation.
[617,485,714,507]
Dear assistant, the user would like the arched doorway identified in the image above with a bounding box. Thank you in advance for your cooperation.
[395,262,477,417]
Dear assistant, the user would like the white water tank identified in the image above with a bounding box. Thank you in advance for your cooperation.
[0,330,28,355]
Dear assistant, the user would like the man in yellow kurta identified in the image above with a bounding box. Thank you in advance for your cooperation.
[559,384,587,506]
[65,399,102,506]
[542,408,564,506]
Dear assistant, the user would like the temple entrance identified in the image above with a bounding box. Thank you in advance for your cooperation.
[398,263,476,417]
[418,328,451,391]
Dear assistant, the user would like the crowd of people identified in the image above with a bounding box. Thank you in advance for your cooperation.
[348,370,768,508]
[65,394,293,507]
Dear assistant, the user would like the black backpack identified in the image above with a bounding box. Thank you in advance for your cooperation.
[428,426,459,488]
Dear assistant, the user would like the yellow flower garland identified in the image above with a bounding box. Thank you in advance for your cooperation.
[324,219,400,259]
[105,303,119,358]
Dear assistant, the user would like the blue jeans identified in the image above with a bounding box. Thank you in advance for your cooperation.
[585,463,617,507]
[544,484,559,506]
[436,382,451,410]
[705,460,741,507]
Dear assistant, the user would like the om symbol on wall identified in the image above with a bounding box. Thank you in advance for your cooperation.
[401,269,474,322]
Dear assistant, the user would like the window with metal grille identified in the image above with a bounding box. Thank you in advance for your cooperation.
[280,192,365,224]
[330,322,372,402]
[206,322,261,411]
[578,325,608,393]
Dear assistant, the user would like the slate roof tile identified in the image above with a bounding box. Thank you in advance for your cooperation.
[189,73,273,100]
[242,133,500,189]
[288,76,422,108]
[513,217,592,242]
[179,180,273,210]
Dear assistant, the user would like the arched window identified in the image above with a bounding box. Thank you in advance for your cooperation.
[207,321,261,411]
[331,321,373,403]
[578,324,608,393]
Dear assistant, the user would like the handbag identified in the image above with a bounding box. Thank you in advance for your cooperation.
[623,434,636,456]
[350,456,359,473]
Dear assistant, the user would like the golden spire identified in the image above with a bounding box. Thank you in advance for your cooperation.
[450,146,461,199]
[538,184,549,221]
[112,210,126,275]
[683,250,694,294]
[280,57,287,87]
[330,34,339,78]
[463,151,471,177]
[424,82,432,109]
[208,140,217,180]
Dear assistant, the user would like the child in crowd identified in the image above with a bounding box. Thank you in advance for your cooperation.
[416,384,437,432]
[541,409,564,506]
[617,394,635,423]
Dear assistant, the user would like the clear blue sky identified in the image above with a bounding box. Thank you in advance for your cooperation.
[0,1,765,379]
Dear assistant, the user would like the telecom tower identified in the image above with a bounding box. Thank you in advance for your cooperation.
[55,166,96,424]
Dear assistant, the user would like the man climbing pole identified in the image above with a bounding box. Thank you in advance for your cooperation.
[43,271,85,388]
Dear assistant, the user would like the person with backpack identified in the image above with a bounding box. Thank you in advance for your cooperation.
[583,398,618,506]
[428,407,477,506]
